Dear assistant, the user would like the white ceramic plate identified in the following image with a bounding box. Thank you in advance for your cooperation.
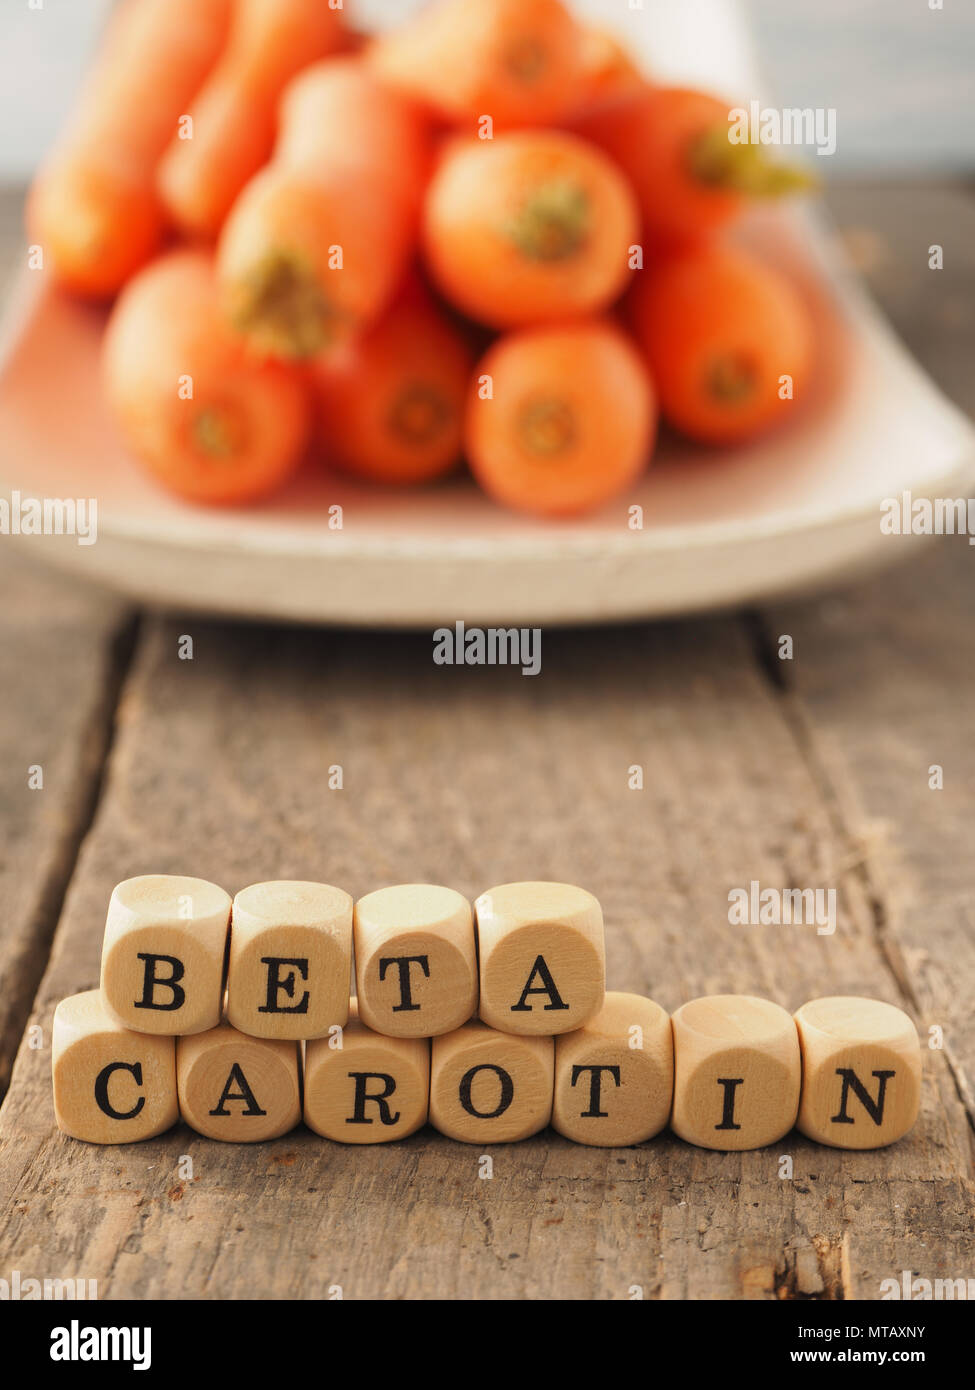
[1,0,973,625]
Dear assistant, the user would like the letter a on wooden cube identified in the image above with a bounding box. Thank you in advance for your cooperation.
[671,995,800,1150]
[304,1001,429,1143]
[354,883,477,1038]
[795,997,922,1149]
[430,1021,554,1143]
[227,880,352,1040]
[100,875,231,1035]
[553,992,673,1146]
[474,882,605,1035]
[177,1024,301,1142]
[52,991,179,1144]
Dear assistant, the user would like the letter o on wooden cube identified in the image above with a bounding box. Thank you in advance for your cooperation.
[227,880,352,1040]
[795,997,921,1149]
[354,883,477,1038]
[553,992,673,1146]
[100,875,231,1035]
[52,991,178,1144]
[304,1003,430,1143]
[176,1024,301,1142]
[474,881,605,1035]
[671,995,800,1150]
[430,1021,554,1143]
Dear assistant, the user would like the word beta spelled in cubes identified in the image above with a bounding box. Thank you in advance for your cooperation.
[51,876,924,1153]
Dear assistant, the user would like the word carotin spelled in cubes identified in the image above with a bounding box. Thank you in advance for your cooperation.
[176,1023,302,1143]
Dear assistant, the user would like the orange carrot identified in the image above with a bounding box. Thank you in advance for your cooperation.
[423,130,638,329]
[578,86,814,248]
[572,26,647,119]
[369,0,586,130]
[158,0,348,239]
[102,249,309,504]
[27,0,232,297]
[217,59,430,360]
[629,243,813,445]
[311,281,475,486]
[465,320,656,517]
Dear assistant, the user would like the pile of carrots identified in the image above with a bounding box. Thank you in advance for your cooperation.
[29,0,816,517]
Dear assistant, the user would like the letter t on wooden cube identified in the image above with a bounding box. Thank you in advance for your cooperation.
[52,990,179,1144]
[354,883,477,1038]
[795,997,922,1149]
[100,875,231,1035]
[474,881,605,1035]
[227,881,352,1040]
[671,995,800,1150]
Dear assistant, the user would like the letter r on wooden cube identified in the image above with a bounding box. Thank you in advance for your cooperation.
[304,1002,430,1142]
[474,881,605,1035]
[671,995,800,1150]
[553,992,673,1146]
[354,883,477,1038]
[430,1021,554,1142]
[795,997,922,1149]
[99,875,231,1035]
[177,1024,301,1142]
[52,991,179,1144]
[227,880,352,1040]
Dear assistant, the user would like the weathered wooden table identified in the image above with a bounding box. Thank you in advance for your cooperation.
[0,186,972,1300]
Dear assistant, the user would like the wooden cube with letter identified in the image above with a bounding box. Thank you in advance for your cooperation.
[176,1022,301,1142]
[430,1020,554,1143]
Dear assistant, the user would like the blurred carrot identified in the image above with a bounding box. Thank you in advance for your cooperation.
[217,59,430,360]
[102,250,309,504]
[629,243,813,445]
[311,282,475,486]
[159,0,348,239]
[27,0,232,297]
[423,130,638,329]
[369,0,586,130]
[465,320,656,517]
[572,26,646,118]
[578,86,815,247]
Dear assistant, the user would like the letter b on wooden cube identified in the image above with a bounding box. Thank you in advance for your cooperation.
[52,991,178,1144]
[795,997,921,1149]
[177,1024,301,1142]
[100,875,231,1035]
[430,1021,553,1142]
[475,881,605,1035]
[671,995,800,1150]
[304,1003,430,1142]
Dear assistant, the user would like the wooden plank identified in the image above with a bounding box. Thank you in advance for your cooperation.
[0,615,970,1298]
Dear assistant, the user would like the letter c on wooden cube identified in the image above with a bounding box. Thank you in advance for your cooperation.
[227,880,352,1040]
[354,883,477,1038]
[176,1024,301,1142]
[794,997,921,1149]
[430,1021,554,1142]
[304,1001,430,1142]
[474,881,605,1035]
[52,990,179,1144]
[671,995,800,1150]
[100,875,231,1035]
[553,992,673,1146]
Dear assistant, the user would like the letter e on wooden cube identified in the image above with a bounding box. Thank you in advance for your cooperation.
[430,1021,553,1142]
[304,1001,429,1142]
[177,1024,301,1142]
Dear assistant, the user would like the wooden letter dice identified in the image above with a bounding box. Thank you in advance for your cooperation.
[671,995,800,1150]
[553,992,673,1146]
[100,875,231,1035]
[227,880,352,1040]
[795,996,922,1149]
[176,1023,301,1142]
[354,883,477,1038]
[52,990,178,1144]
[474,881,605,1035]
[430,1021,554,1142]
[304,1002,429,1143]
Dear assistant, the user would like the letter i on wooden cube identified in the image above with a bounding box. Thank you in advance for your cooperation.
[176,1024,301,1142]
[671,995,801,1150]
[474,882,605,1035]
[100,875,231,1035]
[52,991,179,1144]
[304,1001,430,1143]
[553,992,673,1146]
[430,1021,554,1143]
[354,883,477,1038]
[794,997,922,1149]
[227,881,352,1040]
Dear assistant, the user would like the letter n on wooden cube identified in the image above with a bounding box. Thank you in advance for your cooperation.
[430,1021,553,1142]
[177,1024,301,1142]
[304,1001,429,1142]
